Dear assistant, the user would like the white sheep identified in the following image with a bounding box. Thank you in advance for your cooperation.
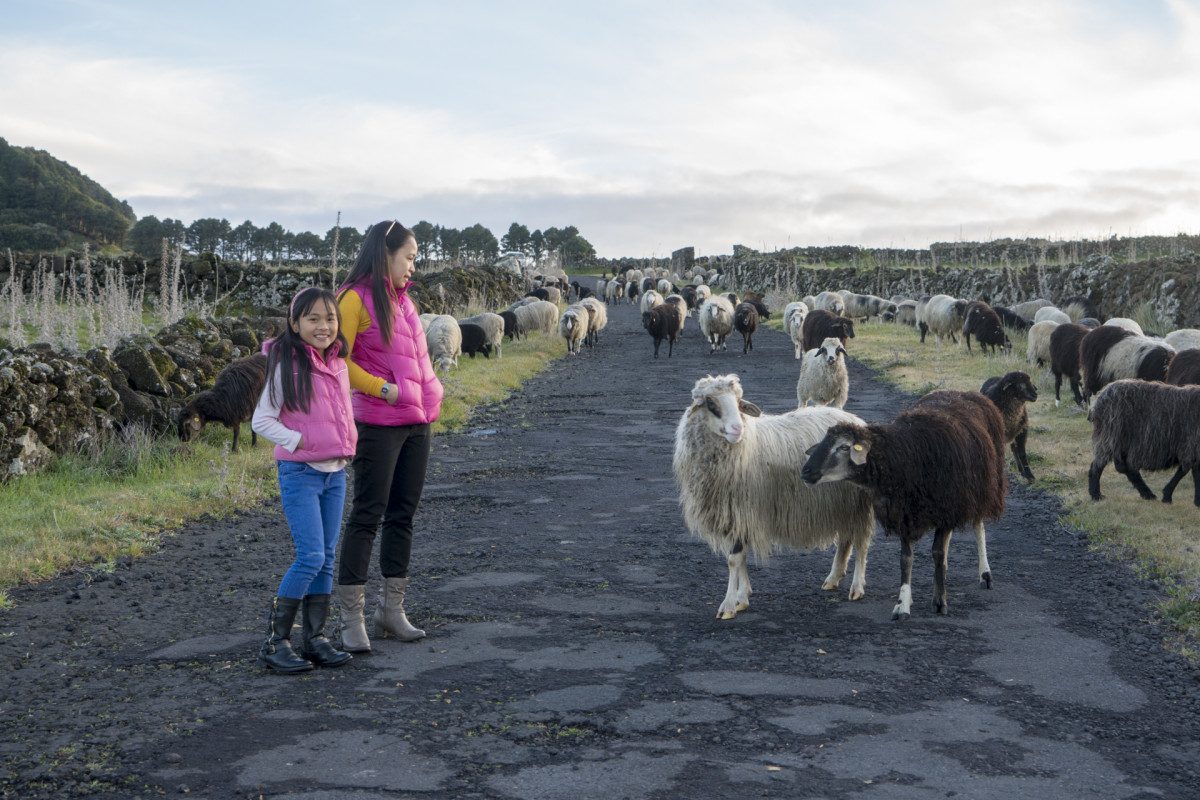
[1165,329,1200,352]
[579,296,608,346]
[1033,306,1071,325]
[1104,317,1145,336]
[657,278,672,295]
[921,294,967,345]
[514,299,559,335]
[796,338,850,409]
[459,312,504,359]
[595,279,607,296]
[640,290,664,315]
[699,296,735,354]
[813,291,845,316]
[802,294,817,310]
[784,302,809,359]
[695,284,712,304]
[605,280,623,304]
[418,313,436,332]
[424,315,462,372]
[1026,320,1059,367]
[673,374,876,618]
[558,304,589,355]
[692,274,704,286]
[1011,299,1052,321]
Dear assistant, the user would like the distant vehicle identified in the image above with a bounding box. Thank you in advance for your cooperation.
[494,251,534,274]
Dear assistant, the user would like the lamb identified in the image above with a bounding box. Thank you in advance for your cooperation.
[425,314,462,372]
[178,353,268,452]
[500,309,522,341]
[1080,326,1174,401]
[663,294,687,334]
[1062,296,1100,322]
[1011,299,1053,321]
[802,389,1008,618]
[962,300,1011,355]
[1026,320,1059,367]
[642,303,678,358]
[801,309,856,352]
[657,278,672,295]
[640,290,664,315]
[841,292,897,322]
[1167,349,1200,386]
[1087,379,1200,507]
[558,304,589,355]
[813,291,845,316]
[796,338,849,409]
[699,296,735,354]
[993,305,1032,332]
[673,374,876,618]
[1165,329,1200,352]
[579,296,608,346]
[733,302,759,354]
[1049,322,1090,406]
[921,294,968,345]
[1104,317,1144,335]
[1034,306,1072,326]
[980,371,1038,482]
[458,322,491,359]
[459,312,504,358]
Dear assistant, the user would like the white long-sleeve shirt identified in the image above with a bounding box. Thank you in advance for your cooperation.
[251,366,351,472]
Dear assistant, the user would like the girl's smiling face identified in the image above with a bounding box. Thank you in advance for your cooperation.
[387,235,418,286]
[292,297,339,354]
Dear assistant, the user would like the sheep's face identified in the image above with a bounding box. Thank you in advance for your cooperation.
[178,412,203,442]
[817,338,847,365]
[998,372,1038,402]
[801,426,868,485]
[691,377,761,444]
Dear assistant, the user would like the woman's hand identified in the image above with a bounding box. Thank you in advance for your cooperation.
[382,383,400,405]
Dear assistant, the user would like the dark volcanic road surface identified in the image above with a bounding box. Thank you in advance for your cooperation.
[3,293,1200,799]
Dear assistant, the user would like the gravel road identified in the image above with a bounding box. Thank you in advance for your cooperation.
[2,293,1199,799]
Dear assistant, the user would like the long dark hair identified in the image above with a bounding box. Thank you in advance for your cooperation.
[339,219,414,344]
[267,287,348,413]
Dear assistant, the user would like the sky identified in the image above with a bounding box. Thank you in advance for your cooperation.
[2,0,1199,257]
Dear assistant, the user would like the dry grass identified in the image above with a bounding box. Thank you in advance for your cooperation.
[781,317,1200,650]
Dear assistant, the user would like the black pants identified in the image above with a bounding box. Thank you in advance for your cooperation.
[337,422,432,585]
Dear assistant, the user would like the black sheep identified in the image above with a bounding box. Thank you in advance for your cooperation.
[177,353,268,452]
[627,282,641,302]
[526,288,550,301]
[458,322,491,358]
[980,371,1038,483]
[992,305,1032,332]
[962,301,1011,355]
[640,277,656,293]
[577,287,594,300]
[500,309,522,341]
[1167,349,1200,387]
[802,389,1008,618]
[1049,323,1090,406]
[681,285,698,310]
[642,304,677,358]
[733,302,759,354]
[801,310,856,353]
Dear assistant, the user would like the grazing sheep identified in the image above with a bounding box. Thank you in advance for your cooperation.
[657,278,672,295]
[813,291,846,316]
[640,290,664,315]
[1049,322,1090,406]
[796,338,849,409]
[458,322,491,359]
[425,314,462,373]
[893,300,918,328]
[579,297,608,346]
[1011,299,1053,321]
[1034,306,1072,326]
[1088,379,1200,507]
[699,296,735,354]
[842,292,897,322]
[500,309,522,341]
[1104,317,1144,335]
[418,312,437,332]
[460,312,504,358]
[674,374,876,618]
[962,301,1011,355]
[733,302,759,354]
[542,286,563,304]
[508,296,539,310]
[1062,296,1100,322]
[1026,320,1060,367]
[921,294,969,345]
[980,371,1038,483]
[514,300,559,337]
[993,305,1032,332]
[802,389,1008,618]
[178,353,267,451]
[1080,326,1174,401]
[914,295,932,340]
[643,303,678,359]
[1165,329,1200,352]
[663,294,688,334]
[1167,349,1200,386]
[558,304,589,355]
[801,310,856,353]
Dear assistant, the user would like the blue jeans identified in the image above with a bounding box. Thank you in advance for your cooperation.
[276,461,347,599]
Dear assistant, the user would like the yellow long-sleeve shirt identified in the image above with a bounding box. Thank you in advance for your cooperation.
[338,288,388,398]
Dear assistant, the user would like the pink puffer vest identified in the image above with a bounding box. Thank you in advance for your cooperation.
[274,341,358,463]
[345,280,443,426]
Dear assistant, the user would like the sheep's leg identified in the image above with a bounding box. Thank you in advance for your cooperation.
[974,521,992,589]
[892,536,915,621]
[1115,454,1156,500]
[821,537,852,593]
[932,527,952,615]
[1070,374,1083,406]
[919,322,928,343]
[1011,431,1034,483]
[848,531,869,600]
[231,424,240,453]
[250,428,257,448]
[1161,466,1188,504]
[717,541,748,620]
[1088,458,1107,500]
[965,332,972,352]
[1054,373,1063,406]
[735,550,752,612]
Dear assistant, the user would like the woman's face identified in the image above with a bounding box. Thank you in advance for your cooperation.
[387,235,418,286]
[292,298,339,355]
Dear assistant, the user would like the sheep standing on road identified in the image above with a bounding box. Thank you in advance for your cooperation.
[640,290,664,315]
[980,371,1038,483]
[801,310,855,352]
[179,353,268,451]
[796,338,849,409]
[674,374,876,619]
[784,302,809,358]
[605,280,623,305]
[733,302,759,354]
[699,296,735,354]
[558,304,589,355]
[643,303,678,358]
[663,294,687,335]
[425,314,462,373]
[802,389,1008,619]
[579,296,608,347]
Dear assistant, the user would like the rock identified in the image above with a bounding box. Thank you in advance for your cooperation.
[113,337,171,396]
[6,428,52,478]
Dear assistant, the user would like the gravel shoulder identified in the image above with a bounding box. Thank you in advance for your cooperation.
[2,295,1199,799]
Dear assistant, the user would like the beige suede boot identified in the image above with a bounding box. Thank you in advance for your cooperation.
[373,577,426,641]
[334,584,372,653]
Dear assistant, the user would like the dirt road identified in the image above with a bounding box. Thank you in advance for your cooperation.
[2,295,1199,799]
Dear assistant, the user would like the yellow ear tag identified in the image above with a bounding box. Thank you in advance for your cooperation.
[852,444,863,451]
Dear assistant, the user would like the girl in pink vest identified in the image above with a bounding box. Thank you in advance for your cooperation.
[251,287,358,674]
[334,220,443,653]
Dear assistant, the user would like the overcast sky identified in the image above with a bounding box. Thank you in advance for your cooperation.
[3,0,1199,256]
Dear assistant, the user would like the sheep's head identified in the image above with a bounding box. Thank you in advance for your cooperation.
[801,422,871,485]
[689,374,762,444]
[177,408,204,442]
[991,371,1038,403]
[817,337,847,366]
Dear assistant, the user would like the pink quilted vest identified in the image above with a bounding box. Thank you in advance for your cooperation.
[344,280,443,426]
[274,341,358,463]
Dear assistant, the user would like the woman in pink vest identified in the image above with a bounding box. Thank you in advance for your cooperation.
[334,220,443,653]
[251,287,358,673]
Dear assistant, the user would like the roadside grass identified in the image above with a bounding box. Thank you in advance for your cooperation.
[770,316,1200,651]
[0,328,565,604]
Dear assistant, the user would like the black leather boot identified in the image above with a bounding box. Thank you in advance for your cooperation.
[298,594,352,667]
[258,597,314,674]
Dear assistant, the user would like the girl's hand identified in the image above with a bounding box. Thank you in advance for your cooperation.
[383,383,400,405]
[295,435,303,449]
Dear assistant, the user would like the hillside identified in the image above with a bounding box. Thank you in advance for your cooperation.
[0,137,135,251]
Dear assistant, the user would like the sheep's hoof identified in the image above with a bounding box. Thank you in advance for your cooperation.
[980,572,993,590]
[1054,399,1061,408]
[717,609,737,620]
[935,601,948,615]
[821,579,840,591]
[847,587,865,601]
[1162,496,1173,505]
[735,600,750,612]
[891,609,910,622]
